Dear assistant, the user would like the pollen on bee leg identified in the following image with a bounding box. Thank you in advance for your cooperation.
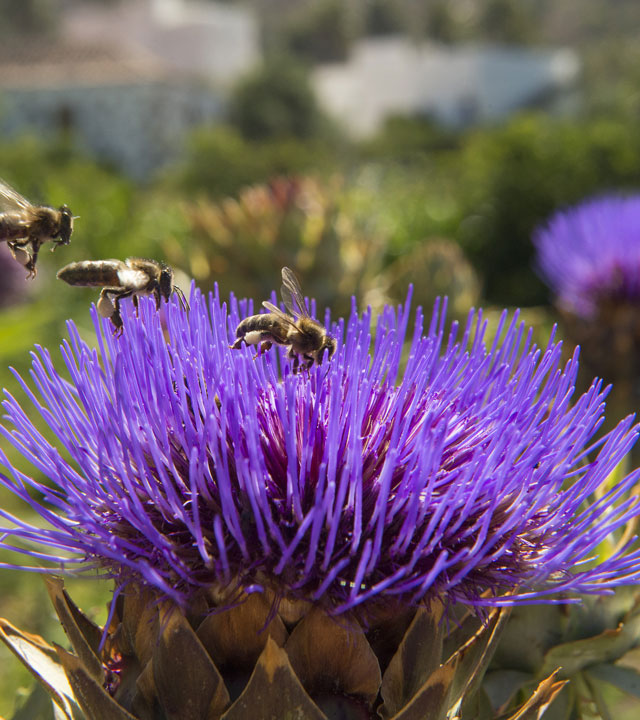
[97,293,115,318]
[8,243,32,268]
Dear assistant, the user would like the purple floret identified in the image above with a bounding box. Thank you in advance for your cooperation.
[0,288,640,613]
[534,194,640,318]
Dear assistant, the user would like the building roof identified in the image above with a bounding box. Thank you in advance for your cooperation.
[0,41,168,89]
[62,0,260,87]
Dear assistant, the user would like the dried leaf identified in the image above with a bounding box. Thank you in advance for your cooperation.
[378,605,444,718]
[44,576,104,683]
[285,607,381,706]
[153,604,230,720]
[56,645,137,720]
[274,595,312,626]
[448,605,511,706]
[121,587,159,668]
[0,618,81,720]
[196,593,288,669]
[503,670,567,720]
[388,661,457,720]
[366,606,417,675]
[221,637,327,720]
[130,660,159,720]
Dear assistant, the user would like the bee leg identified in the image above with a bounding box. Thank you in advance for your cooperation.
[303,354,315,371]
[289,349,300,374]
[112,289,135,331]
[133,294,140,316]
[98,288,133,334]
[254,340,273,358]
[7,239,35,277]
[25,250,39,278]
[23,238,41,278]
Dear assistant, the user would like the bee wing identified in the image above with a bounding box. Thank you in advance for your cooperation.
[262,300,298,327]
[280,267,310,319]
[0,179,33,212]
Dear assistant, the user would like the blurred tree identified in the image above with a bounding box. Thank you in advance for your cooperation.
[168,125,339,199]
[358,114,459,161]
[229,57,326,142]
[364,0,406,36]
[426,1,459,44]
[478,0,535,44]
[0,0,57,37]
[283,0,353,63]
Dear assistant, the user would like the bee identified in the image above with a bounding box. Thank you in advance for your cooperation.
[57,257,186,331]
[0,179,74,277]
[231,267,337,373]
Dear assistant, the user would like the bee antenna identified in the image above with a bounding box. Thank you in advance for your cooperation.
[173,285,189,311]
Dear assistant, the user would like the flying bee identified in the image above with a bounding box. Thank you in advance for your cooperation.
[0,179,74,277]
[231,266,337,373]
[57,257,187,331]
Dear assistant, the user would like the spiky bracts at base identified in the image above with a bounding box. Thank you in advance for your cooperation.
[1,289,640,615]
[534,194,640,319]
[2,577,568,720]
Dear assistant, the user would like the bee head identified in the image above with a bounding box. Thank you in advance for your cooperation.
[159,264,174,300]
[56,205,74,245]
[318,335,337,363]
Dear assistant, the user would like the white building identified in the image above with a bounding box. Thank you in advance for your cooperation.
[0,0,261,179]
[313,37,581,137]
[62,0,260,88]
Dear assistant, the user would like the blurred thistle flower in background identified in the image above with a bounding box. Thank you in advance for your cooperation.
[1,289,640,718]
[534,194,640,319]
[0,243,28,308]
[534,194,640,439]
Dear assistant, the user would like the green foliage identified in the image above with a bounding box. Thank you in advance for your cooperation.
[457,114,640,306]
[168,125,340,199]
[478,0,536,44]
[282,0,353,63]
[0,0,57,37]
[358,114,460,161]
[426,1,460,44]
[229,57,327,142]
[364,0,407,36]
[167,176,387,318]
[482,589,640,720]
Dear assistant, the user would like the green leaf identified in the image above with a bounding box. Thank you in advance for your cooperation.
[482,669,533,712]
[10,682,58,720]
[587,662,640,698]
[541,612,640,678]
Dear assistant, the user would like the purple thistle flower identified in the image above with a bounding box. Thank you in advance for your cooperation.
[534,194,640,319]
[1,288,640,615]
